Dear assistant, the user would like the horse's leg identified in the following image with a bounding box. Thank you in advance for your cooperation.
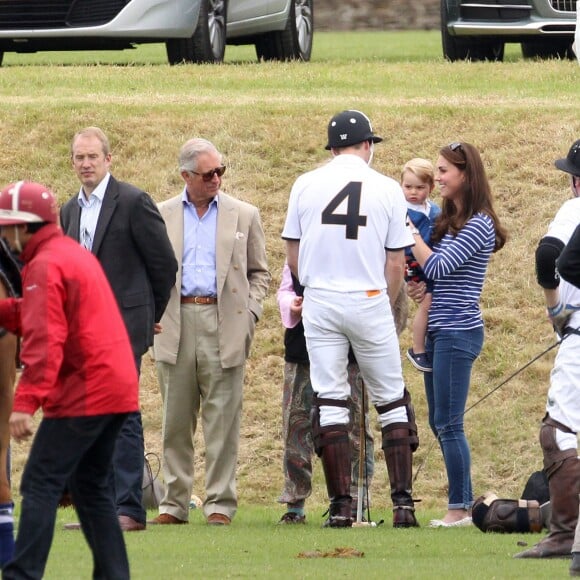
[0,331,15,503]
[0,281,17,567]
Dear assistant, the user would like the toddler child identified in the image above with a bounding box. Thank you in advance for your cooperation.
[402,158,440,372]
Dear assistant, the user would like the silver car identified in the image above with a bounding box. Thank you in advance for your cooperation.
[0,0,313,65]
[441,0,577,61]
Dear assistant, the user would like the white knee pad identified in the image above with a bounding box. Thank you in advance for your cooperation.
[378,406,408,429]
[320,405,349,427]
[556,428,578,452]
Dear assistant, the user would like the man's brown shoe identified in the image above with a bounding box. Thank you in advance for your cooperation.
[65,515,145,532]
[118,515,146,532]
[148,513,188,525]
[207,513,231,526]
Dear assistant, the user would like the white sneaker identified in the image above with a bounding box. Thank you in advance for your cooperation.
[429,516,472,528]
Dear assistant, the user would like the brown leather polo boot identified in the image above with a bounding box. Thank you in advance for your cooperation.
[319,430,353,528]
[515,455,580,558]
[382,426,419,528]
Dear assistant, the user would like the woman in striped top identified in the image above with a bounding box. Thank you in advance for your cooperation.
[409,142,507,528]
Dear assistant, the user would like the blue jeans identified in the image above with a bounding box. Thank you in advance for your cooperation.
[424,327,484,510]
[3,414,130,580]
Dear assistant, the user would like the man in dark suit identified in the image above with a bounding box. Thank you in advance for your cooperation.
[60,127,177,531]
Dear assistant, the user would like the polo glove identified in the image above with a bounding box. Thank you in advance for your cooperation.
[547,301,580,338]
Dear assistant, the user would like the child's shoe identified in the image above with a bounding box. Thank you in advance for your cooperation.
[406,349,432,372]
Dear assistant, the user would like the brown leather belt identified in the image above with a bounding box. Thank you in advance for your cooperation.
[180,296,217,305]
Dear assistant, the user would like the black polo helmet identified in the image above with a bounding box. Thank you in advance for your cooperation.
[555,139,580,176]
[325,110,383,150]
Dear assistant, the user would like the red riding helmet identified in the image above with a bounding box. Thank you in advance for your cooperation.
[0,181,58,225]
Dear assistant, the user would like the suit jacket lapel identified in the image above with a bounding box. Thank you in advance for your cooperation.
[165,196,184,285]
[67,201,82,242]
[216,193,238,297]
[92,177,118,255]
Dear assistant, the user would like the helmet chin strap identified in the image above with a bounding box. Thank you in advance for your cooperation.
[367,142,374,166]
[12,226,22,255]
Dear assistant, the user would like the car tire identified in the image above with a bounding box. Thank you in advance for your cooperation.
[521,39,575,60]
[444,36,504,62]
[255,0,313,61]
[441,0,468,61]
[441,0,504,62]
[166,0,227,64]
[470,40,504,61]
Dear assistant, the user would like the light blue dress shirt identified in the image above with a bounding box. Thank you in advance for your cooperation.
[181,188,218,297]
[77,173,111,251]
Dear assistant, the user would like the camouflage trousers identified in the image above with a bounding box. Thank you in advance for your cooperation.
[278,362,374,512]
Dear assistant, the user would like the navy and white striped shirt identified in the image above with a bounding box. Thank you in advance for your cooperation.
[423,213,495,330]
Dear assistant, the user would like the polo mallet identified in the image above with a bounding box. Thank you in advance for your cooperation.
[352,380,377,528]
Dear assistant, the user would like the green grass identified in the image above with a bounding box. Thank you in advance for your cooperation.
[1,29,579,578]
[42,506,567,579]
[1,30,527,66]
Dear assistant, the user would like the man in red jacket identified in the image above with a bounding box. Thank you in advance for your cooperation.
[0,181,139,579]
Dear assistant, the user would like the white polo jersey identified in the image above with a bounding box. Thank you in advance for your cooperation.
[282,154,413,291]
[542,196,580,431]
[547,197,580,329]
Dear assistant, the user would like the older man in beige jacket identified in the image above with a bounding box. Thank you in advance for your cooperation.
[151,138,270,526]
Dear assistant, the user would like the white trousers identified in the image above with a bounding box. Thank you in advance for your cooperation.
[547,331,580,451]
[303,288,407,428]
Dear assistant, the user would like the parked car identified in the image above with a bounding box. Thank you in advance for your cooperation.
[441,0,577,61]
[0,0,313,66]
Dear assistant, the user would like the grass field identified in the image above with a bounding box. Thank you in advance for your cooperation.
[39,505,569,579]
[1,30,528,66]
[0,29,579,578]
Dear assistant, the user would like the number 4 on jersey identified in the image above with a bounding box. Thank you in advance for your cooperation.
[321,182,367,240]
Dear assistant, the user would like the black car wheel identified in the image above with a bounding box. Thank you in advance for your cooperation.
[521,39,575,60]
[441,0,468,61]
[469,39,504,61]
[166,0,227,64]
[255,0,313,61]
[441,0,504,62]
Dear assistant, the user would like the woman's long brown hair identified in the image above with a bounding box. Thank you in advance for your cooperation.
[432,142,507,253]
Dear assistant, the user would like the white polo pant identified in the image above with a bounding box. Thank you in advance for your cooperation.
[302,287,407,428]
[546,330,580,451]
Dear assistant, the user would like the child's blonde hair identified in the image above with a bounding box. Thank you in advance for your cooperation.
[401,158,435,190]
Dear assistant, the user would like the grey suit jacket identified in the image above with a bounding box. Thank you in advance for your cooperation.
[153,191,270,368]
[60,175,178,357]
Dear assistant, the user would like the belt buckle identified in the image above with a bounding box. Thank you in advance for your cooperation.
[193,296,204,304]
